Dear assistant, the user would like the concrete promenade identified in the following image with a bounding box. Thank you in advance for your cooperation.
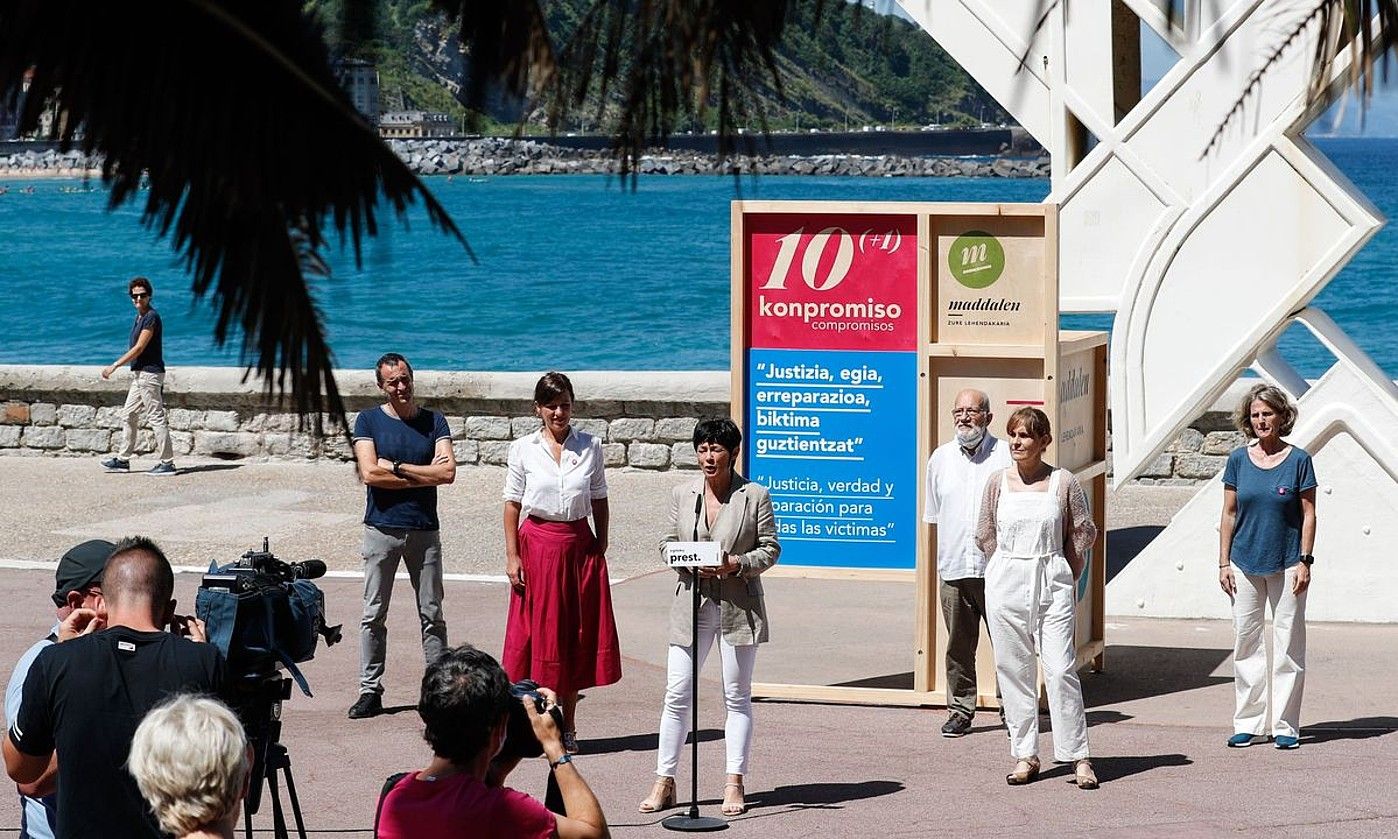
[0,457,1393,836]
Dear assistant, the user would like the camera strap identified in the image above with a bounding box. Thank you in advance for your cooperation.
[373,772,410,837]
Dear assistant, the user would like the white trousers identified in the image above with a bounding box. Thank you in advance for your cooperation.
[986,554,1090,762]
[656,598,757,777]
[1231,567,1307,738]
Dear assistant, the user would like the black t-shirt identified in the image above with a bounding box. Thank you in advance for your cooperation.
[9,627,226,839]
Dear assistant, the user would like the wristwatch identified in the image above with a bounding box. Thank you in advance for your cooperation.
[392,460,403,477]
[1298,554,1314,567]
[550,753,574,770]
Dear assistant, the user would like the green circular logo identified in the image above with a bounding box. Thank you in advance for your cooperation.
[948,231,1005,288]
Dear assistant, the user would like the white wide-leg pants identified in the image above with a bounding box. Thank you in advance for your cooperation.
[986,553,1090,763]
[656,598,757,777]
[1231,566,1307,739]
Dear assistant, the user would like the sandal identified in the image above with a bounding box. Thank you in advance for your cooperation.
[638,776,675,813]
[1006,756,1040,785]
[562,731,579,755]
[722,781,747,816]
[1073,759,1099,790]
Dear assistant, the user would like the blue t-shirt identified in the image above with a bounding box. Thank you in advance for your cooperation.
[128,309,164,373]
[1222,445,1317,576]
[353,406,452,531]
[5,633,57,839]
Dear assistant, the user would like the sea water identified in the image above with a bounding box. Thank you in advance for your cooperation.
[0,137,1393,377]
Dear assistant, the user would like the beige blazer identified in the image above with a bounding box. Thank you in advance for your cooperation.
[661,473,781,646]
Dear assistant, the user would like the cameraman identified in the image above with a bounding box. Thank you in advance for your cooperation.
[376,645,608,839]
[4,537,224,839]
[4,539,114,839]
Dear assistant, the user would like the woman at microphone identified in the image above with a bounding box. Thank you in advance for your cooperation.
[639,418,780,817]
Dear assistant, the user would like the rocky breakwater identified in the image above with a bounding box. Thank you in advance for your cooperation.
[2,138,1048,179]
[0,146,100,177]
[392,137,1050,178]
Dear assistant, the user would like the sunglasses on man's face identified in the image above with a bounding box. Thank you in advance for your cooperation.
[130,292,150,300]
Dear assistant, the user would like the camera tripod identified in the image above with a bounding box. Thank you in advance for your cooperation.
[237,674,308,839]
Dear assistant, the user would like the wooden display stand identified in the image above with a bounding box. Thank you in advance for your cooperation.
[731,201,1107,707]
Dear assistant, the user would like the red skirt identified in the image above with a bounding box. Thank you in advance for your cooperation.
[502,517,622,696]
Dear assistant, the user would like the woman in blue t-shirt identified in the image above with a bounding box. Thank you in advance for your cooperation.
[1218,383,1317,750]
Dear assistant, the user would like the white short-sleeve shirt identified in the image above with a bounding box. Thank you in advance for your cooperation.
[923,433,1011,580]
[503,427,608,521]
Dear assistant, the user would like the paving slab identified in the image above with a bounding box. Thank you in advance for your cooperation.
[0,457,1391,837]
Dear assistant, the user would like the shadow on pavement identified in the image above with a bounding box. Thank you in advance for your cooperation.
[1037,753,1192,784]
[747,779,904,811]
[1304,716,1398,744]
[1082,645,1231,707]
[582,728,723,756]
[174,463,243,475]
[831,672,913,690]
[1107,525,1164,584]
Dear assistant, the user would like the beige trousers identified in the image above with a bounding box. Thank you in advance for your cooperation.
[116,371,174,463]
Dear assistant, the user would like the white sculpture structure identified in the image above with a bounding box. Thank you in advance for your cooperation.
[898,0,1396,621]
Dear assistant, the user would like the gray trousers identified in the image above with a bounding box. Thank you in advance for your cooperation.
[115,371,174,463]
[941,577,993,717]
[359,525,448,695]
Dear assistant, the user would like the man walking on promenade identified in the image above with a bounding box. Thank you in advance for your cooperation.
[100,276,175,476]
[348,352,455,719]
[924,388,1010,737]
[4,537,224,838]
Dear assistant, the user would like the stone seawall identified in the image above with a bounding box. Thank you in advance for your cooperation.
[0,365,1250,483]
[1,138,1048,180]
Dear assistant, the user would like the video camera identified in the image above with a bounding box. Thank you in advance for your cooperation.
[197,538,341,690]
[195,539,342,820]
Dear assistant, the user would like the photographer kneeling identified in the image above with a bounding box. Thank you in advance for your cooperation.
[376,645,609,839]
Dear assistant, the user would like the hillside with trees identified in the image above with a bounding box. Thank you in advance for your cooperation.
[308,0,1007,133]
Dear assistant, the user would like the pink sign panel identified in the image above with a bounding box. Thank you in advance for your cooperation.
[746,213,918,351]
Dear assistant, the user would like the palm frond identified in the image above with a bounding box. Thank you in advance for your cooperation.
[0,0,467,430]
[1203,1,1398,157]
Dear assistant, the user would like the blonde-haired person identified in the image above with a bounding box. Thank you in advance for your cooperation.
[128,694,251,839]
[1219,383,1316,750]
[976,407,1099,789]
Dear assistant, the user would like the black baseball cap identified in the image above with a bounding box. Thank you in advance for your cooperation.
[51,540,116,607]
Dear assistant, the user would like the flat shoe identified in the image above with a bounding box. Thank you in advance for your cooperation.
[638,777,675,813]
[1073,759,1099,790]
[722,781,747,816]
[1006,756,1040,785]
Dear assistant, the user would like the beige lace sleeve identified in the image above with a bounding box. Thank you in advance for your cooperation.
[1060,471,1099,570]
[974,470,1004,559]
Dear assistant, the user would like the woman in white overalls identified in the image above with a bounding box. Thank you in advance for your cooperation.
[975,407,1099,789]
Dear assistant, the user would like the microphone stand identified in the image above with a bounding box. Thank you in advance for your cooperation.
[663,493,727,832]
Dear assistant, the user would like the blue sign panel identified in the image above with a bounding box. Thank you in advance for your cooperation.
[745,348,919,569]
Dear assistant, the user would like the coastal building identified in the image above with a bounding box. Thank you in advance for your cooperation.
[378,110,456,139]
[334,58,380,124]
[0,68,33,140]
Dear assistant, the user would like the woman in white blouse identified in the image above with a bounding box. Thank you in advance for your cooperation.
[502,372,622,754]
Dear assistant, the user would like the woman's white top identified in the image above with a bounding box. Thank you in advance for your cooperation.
[503,427,608,521]
[993,468,1064,560]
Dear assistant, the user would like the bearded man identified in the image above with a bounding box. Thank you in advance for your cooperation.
[922,388,1011,738]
